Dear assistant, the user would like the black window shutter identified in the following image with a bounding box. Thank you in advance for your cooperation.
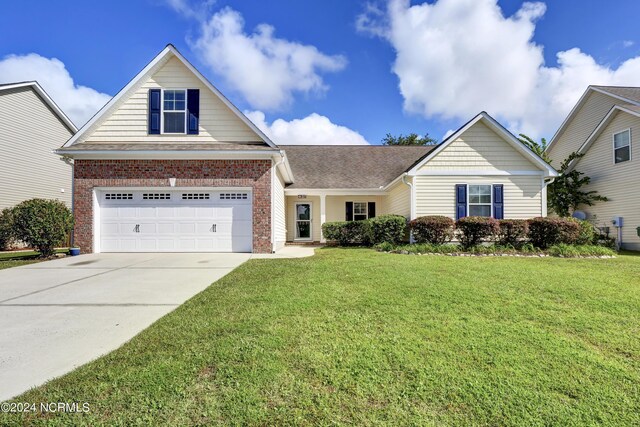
[345,202,353,221]
[493,184,504,219]
[148,89,161,134]
[455,184,467,220]
[368,202,376,219]
[187,89,200,135]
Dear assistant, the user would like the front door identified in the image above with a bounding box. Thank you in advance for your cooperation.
[295,203,312,240]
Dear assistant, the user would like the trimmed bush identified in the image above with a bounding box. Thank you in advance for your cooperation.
[11,199,73,257]
[369,215,406,245]
[322,220,372,246]
[497,219,529,247]
[0,207,16,251]
[409,216,454,244]
[527,217,580,249]
[456,216,499,249]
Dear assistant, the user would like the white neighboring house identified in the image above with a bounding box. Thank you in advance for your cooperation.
[0,81,77,210]
[547,86,640,250]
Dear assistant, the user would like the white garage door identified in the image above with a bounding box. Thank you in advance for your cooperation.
[98,189,252,252]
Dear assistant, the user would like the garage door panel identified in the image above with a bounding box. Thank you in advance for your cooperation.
[99,189,253,253]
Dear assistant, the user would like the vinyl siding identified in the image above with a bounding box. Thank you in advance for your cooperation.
[326,196,384,222]
[547,90,619,166]
[415,175,543,219]
[382,179,411,218]
[419,121,539,172]
[87,57,261,143]
[0,87,74,209]
[573,111,640,250]
[273,168,286,250]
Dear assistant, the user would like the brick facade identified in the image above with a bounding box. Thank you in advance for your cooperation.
[73,159,272,253]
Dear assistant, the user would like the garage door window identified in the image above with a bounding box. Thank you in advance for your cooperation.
[105,193,133,200]
[182,193,210,200]
[143,193,171,200]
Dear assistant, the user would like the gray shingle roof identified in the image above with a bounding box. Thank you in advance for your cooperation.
[280,145,435,189]
[592,86,640,104]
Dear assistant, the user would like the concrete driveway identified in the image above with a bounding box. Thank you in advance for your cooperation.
[0,252,250,401]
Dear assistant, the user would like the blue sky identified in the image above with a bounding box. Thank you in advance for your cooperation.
[1,0,640,145]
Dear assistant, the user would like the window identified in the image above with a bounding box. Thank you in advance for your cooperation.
[614,129,631,164]
[105,193,133,200]
[468,185,492,217]
[163,90,186,134]
[353,202,368,221]
[182,193,210,200]
[143,193,170,200]
[220,193,248,200]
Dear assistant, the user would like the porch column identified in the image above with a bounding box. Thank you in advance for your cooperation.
[320,194,326,243]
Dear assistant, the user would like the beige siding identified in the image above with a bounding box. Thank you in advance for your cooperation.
[415,175,543,219]
[382,179,411,218]
[326,196,385,222]
[548,90,619,166]
[0,87,74,209]
[573,111,640,250]
[273,168,286,250]
[87,57,261,143]
[419,121,539,172]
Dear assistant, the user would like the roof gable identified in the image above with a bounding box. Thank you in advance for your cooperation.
[408,112,557,176]
[0,81,77,132]
[64,45,275,148]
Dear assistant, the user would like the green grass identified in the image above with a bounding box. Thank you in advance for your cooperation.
[2,248,639,426]
[0,259,40,270]
[0,249,68,269]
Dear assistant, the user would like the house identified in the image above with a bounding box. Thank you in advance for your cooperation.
[56,44,557,254]
[0,81,77,210]
[546,86,640,250]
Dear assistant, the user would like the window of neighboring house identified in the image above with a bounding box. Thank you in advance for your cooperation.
[163,89,186,133]
[614,129,631,164]
[468,185,492,217]
[353,202,368,221]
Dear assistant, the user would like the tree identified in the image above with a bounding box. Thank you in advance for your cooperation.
[547,152,608,217]
[518,133,550,162]
[382,132,437,146]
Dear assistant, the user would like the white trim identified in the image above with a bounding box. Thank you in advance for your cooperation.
[352,201,369,221]
[270,159,275,252]
[320,195,326,243]
[285,188,387,196]
[541,176,547,217]
[63,44,277,148]
[466,184,493,218]
[406,112,558,177]
[547,86,640,154]
[0,81,78,132]
[413,170,544,176]
[92,189,100,253]
[613,128,632,164]
[294,201,313,241]
[55,150,280,160]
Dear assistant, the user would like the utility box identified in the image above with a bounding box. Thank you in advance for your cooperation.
[612,216,623,227]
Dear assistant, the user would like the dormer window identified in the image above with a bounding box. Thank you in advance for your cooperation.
[162,90,186,134]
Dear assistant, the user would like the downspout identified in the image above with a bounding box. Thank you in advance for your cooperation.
[401,173,414,243]
[271,151,287,253]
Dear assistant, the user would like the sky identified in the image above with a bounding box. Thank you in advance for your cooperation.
[1,0,640,145]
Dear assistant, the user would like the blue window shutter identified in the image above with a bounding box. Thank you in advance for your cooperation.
[345,202,353,221]
[368,202,376,219]
[455,184,467,220]
[148,89,161,134]
[493,184,504,219]
[187,89,200,135]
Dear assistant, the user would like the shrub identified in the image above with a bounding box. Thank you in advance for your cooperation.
[497,219,529,247]
[0,207,16,251]
[375,241,394,252]
[322,220,372,246]
[456,216,499,249]
[369,215,407,245]
[11,199,73,257]
[409,216,454,244]
[574,219,597,245]
[527,217,580,249]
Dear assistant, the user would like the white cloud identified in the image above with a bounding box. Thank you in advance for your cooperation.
[0,53,111,126]
[357,0,640,138]
[189,7,347,111]
[623,40,635,48]
[246,110,369,145]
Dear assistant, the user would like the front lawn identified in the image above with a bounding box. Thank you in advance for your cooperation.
[0,249,68,270]
[3,249,639,425]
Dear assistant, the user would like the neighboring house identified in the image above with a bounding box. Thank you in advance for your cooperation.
[0,81,77,210]
[547,86,640,250]
[57,44,557,254]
